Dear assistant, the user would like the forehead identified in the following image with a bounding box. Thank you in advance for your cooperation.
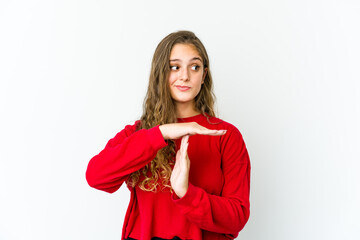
[170,43,202,61]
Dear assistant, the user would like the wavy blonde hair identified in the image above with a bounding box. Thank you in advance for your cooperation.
[126,30,217,191]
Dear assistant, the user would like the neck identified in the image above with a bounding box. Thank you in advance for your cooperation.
[175,101,200,118]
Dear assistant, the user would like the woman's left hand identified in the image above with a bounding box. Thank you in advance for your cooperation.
[170,135,190,198]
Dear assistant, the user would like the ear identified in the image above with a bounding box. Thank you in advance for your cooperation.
[202,67,208,84]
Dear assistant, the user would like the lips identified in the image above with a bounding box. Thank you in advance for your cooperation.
[175,85,191,91]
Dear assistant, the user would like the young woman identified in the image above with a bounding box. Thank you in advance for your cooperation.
[86,30,251,240]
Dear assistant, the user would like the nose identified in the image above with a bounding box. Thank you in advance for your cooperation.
[179,67,189,81]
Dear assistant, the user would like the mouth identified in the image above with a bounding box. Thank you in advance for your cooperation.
[175,85,191,91]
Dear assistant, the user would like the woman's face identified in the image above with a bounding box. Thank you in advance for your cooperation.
[168,43,207,106]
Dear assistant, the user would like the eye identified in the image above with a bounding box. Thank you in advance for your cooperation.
[191,65,200,71]
[170,65,179,71]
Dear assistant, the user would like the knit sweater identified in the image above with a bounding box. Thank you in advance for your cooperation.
[86,114,251,240]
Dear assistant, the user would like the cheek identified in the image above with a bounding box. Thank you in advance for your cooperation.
[195,73,204,86]
[168,73,177,86]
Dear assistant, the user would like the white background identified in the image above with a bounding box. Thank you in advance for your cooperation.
[0,0,359,239]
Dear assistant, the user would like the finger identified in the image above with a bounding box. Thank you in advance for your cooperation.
[180,143,186,166]
[183,135,189,144]
[194,125,227,135]
[178,140,188,169]
[184,147,190,170]
[185,149,190,168]
[181,136,189,155]
[181,144,187,160]
[180,135,186,149]
[180,135,189,152]
[175,144,183,163]
[182,142,190,167]
[183,140,189,153]
[208,130,227,135]
[198,129,227,136]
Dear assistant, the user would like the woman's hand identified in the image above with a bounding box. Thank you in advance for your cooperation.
[170,135,190,198]
[159,122,227,140]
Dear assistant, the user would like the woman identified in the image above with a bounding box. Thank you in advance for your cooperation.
[86,30,251,240]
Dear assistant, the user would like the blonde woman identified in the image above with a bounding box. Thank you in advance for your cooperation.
[86,30,251,240]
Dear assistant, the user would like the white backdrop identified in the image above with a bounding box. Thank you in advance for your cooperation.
[0,1,359,239]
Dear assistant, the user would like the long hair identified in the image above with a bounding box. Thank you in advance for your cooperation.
[126,30,216,191]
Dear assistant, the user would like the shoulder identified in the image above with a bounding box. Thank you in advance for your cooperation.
[213,118,249,165]
[124,120,141,132]
[113,120,141,140]
[102,120,140,148]
[207,116,245,149]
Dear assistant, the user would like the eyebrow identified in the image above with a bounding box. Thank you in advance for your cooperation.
[169,57,203,62]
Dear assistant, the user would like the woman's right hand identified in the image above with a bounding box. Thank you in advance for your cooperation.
[159,122,227,140]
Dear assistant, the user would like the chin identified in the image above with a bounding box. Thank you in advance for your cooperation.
[173,97,195,104]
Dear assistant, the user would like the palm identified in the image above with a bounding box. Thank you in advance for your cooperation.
[170,135,190,198]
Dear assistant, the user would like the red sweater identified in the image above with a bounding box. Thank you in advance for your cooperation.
[86,114,251,240]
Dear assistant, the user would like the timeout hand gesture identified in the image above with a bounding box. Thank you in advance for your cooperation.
[162,121,227,198]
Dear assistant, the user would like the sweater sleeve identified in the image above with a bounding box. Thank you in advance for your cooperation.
[171,125,251,237]
[86,121,168,193]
